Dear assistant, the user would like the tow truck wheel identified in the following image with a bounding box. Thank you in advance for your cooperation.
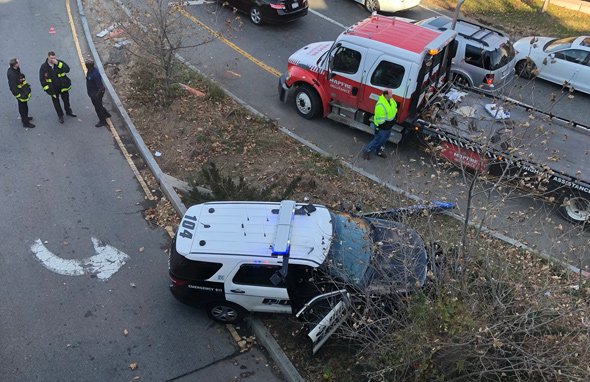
[249,6,263,26]
[364,0,380,12]
[294,85,321,119]
[515,59,536,80]
[207,301,245,324]
[559,197,590,225]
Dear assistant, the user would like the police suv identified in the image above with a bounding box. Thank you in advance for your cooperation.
[169,200,444,353]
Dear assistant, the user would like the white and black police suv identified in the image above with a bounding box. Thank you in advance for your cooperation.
[169,200,452,353]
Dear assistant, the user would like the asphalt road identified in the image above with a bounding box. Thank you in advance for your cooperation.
[157,0,590,266]
[0,0,281,381]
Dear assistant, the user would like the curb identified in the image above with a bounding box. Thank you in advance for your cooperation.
[246,317,305,382]
[75,1,305,381]
[76,0,186,216]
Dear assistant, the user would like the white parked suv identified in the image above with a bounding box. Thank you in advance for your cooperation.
[169,200,450,352]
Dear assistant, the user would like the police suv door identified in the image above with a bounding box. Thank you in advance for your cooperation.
[225,262,291,314]
[294,290,351,354]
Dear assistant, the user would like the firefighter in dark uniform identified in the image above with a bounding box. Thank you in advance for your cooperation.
[39,51,76,123]
[85,59,111,127]
[7,58,35,128]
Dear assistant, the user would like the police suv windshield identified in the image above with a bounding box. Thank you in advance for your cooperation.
[325,212,428,291]
[325,212,373,286]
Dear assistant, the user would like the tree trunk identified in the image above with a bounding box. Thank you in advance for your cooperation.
[541,0,550,13]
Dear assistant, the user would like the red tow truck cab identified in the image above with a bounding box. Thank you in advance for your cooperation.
[279,15,457,143]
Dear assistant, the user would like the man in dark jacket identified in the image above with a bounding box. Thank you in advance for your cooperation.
[7,58,35,128]
[85,59,111,127]
[39,51,76,124]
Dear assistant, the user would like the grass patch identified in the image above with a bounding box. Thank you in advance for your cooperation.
[425,0,590,37]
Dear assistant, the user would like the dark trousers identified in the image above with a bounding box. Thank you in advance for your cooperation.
[18,101,29,125]
[51,91,72,117]
[90,91,110,122]
[363,125,392,154]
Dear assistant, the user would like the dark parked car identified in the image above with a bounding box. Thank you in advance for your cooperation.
[223,0,308,25]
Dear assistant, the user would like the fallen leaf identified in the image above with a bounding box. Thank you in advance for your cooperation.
[123,329,129,336]
[139,247,144,253]
[129,362,138,370]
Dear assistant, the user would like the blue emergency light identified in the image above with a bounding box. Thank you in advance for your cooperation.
[271,200,296,256]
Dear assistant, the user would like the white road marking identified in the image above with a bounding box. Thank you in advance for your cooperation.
[309,9,347,29]
[31,238,130,280]
[168,0,215,6]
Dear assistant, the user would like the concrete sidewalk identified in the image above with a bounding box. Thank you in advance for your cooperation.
[552,0,590,14]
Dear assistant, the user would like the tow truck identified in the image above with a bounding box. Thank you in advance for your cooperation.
[278,8,590,225]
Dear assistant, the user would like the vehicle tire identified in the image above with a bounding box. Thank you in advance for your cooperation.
[294,85,321,119]
[451,72,471,88]
[558,196,590,225]
[364,0,380,12]
[249,6,263,26]
[515,59,536,79]
[207,301,246,324]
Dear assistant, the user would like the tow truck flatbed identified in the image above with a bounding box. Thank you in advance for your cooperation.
[415,87,590,223]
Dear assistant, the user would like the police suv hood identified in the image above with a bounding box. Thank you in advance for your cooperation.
[288,41,333,72]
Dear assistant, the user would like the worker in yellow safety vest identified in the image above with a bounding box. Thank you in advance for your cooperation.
[362,89,397,160]
[39,51,76,124]
[7,58,35,128]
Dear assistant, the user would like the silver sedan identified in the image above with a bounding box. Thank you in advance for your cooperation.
[513,36,590,95]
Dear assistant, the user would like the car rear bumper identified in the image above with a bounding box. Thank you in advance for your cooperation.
[380,0,421,13]
[263,6,308,24]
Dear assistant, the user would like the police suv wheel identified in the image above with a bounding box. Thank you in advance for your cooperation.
[559,196,590,225]
[294,85,321,119]
[365,0,380,12]
[207,302,245,324]
[250,6,263,25]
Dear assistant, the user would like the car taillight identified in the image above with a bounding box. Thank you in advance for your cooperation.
[270,2,286,9]
[170,276,188,286]
[484,73,494,85]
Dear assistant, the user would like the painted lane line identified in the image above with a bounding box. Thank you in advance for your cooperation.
[176,7,282,78]
[31,238,130,280]
[66,0,155,201]
[309,9,346,29]
[168,0,215,6]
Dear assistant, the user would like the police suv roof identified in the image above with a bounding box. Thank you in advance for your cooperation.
[175,201,333,267]
[343,15,453,56]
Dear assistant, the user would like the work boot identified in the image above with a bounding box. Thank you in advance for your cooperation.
[66,111,77,117]
[377,151,387,159]
[95,120,107,127]
[362,152,370,160]
[59,116,64,124]
[23,122,36,128]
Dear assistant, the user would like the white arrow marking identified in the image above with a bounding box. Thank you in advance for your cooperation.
[31,238,130,280]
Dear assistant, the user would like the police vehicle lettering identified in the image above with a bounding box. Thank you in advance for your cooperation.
[179,215,197,239]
